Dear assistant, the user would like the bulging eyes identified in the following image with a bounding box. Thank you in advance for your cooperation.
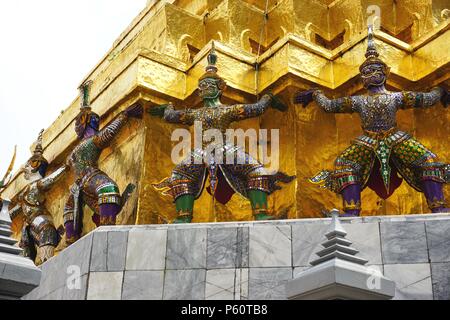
[199,81,217,89]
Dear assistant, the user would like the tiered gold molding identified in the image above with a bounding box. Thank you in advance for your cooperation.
[3,0,449,239]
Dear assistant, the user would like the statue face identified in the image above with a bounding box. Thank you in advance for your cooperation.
[198,78,221,100]
[75,112,100,138]
[23,161,38,180]
[23,158,48,180]
[361,64,387,89]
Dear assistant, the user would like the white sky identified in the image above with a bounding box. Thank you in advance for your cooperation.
[0,0,147,180]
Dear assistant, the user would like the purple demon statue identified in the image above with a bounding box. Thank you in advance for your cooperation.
[295,26,450,216]
[63,81,143,245]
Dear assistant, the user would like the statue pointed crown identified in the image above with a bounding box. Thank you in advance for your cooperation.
[78,80,94,112]
[199,42,224,83]
[33,129,44,156]
[75,80,100,138]
[29,129,48,168]
[359,25,388,73]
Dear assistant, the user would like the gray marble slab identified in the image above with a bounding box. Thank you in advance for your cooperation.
[425,219,450,263]
[107,230,128,271]
[384,264,433,300]
[163,269,206,300]
[292,223,329,267]
[205,269,235,300]
[41,274,89,300]
[344,222,382,265]
[32,233,93,297]
[249,225,292,267]
[237,227,249,268]
[166,228,207,269]
[207,227,248,269]
[86,271,124,300]
[237,268,249,300]
[126,228,167,270]
[207,228,237,269]
[122,270,164,300]
[90,231,107,272]
[380,221,429,264]
[431,262,450,300]
[60,273,89,300]
[248,268,293,300]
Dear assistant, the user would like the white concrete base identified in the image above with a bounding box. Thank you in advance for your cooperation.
[0,250,42,299]
[286,258,395,300]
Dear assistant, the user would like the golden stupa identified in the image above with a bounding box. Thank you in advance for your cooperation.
[2,0,449,242]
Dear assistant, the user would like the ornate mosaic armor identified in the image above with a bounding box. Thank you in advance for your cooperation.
[153,43,294,222]
[156,95,293,201]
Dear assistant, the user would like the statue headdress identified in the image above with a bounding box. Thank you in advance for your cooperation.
[75,80,99,138]
[198,42,226,89]
[28,129,49,174]
[359,25,389,74]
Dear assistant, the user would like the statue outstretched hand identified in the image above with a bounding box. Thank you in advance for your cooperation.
[148,104,171,118]
[294,88,318,108]
[268,93,288,112]
[125,102,144,119]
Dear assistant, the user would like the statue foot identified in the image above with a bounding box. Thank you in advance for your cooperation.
[64,221,80,246]
[431,207,450,213]
[172,215,193,224]
[254,213,275,221]
[65,236,79,246]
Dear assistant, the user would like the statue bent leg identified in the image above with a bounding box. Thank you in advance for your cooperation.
[334,144,374,216]
[225,149,294,220]
[64,173,122,244]
[63,190,80,245]
[31,215,59,264]
[85,174,122,225]
[19,225,37,261]
[153,154,206,223]
[311,143,374,216]
[392,139,449,213]
[174,194,195,223]
[248,189,271,220]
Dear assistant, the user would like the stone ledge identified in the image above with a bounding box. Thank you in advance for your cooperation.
[23,213,450,300]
